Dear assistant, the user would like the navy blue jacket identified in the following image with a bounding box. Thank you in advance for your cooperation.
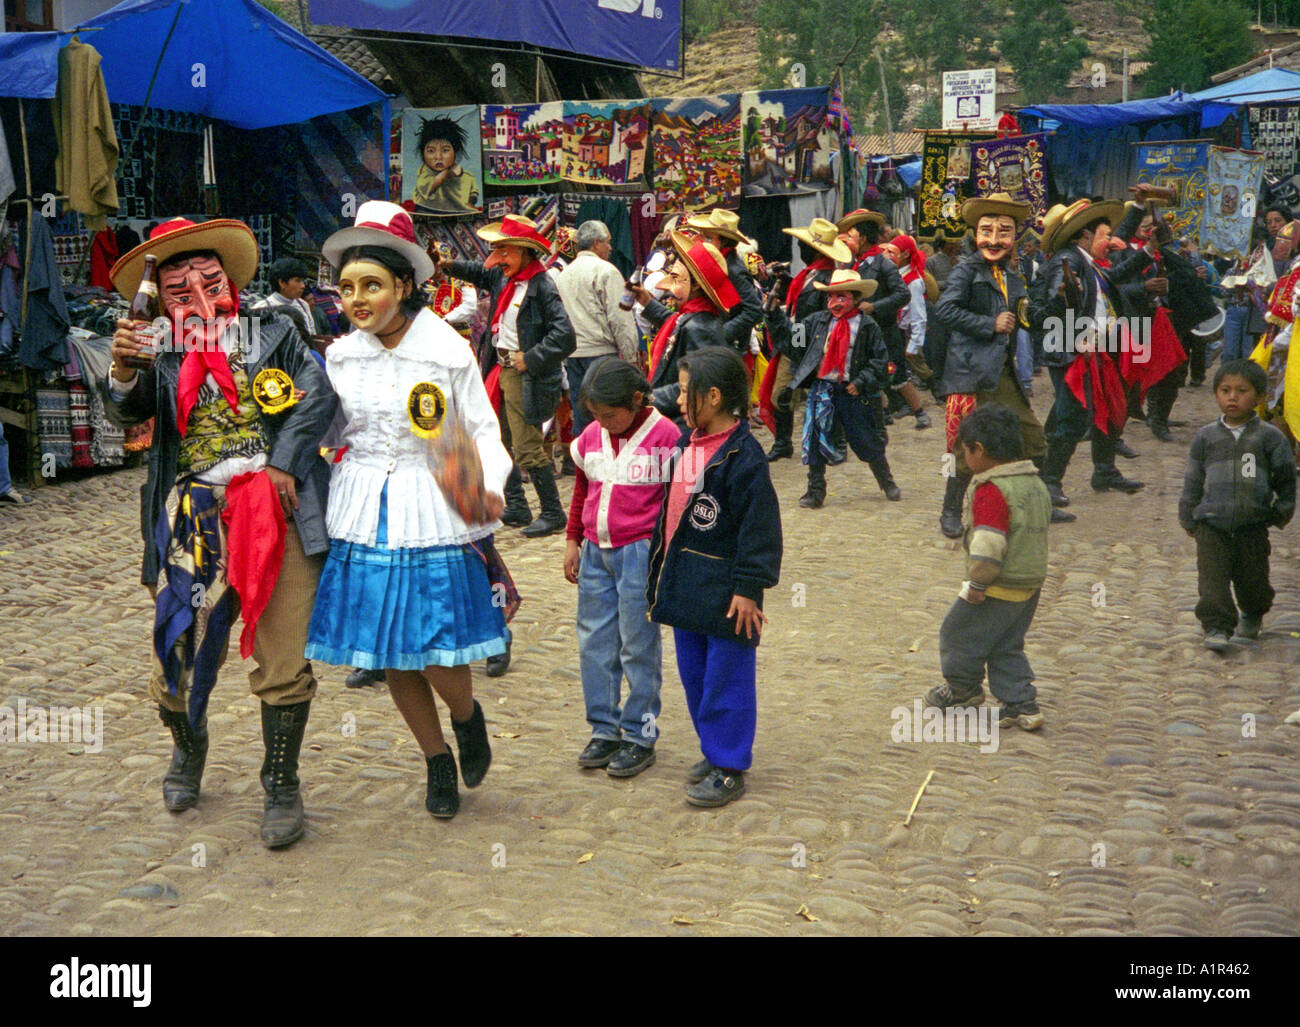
[646,419,783,647]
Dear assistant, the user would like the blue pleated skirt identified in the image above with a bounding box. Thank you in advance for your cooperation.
[305,485,508,670]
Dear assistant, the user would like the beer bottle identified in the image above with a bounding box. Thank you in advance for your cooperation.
[124,255,161,369]
[619,267,644,311]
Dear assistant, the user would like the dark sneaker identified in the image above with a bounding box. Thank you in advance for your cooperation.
[425,751,459,819]
[345,667,384,688]
[1091,471,1144,494]
[766,439,793,462]
[1050,507,1076,524]
[1231,614,1262,643]
[912,409,931,430]
[998,701,1045,731]
[1114,439,1140,459]
[486,638,511,677]
[686,768,746,808]
[1046,482,1070,508]
[686,758,713,784]
[606,742,656,778]
[577,738,622,768]
[923,681,985,710]
[1204,629,1233,653]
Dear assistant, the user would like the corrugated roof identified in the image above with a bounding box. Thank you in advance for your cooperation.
[855,132,925,157]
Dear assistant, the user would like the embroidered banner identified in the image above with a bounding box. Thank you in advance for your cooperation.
[1201,146,1265,260]
[561,100,652,186]
[1247,104,1300,179]
[1134,140,1209,243]
[918,131,993,241]
[740,87,837,195]
[651,94,741,213]
[402,105,483,216]
[971,133,1048,236]
[482,102,564,187]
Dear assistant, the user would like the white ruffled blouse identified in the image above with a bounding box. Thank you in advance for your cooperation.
[324,308,512,548]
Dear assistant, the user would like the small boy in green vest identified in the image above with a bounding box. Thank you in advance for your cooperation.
[923,403,1051,730]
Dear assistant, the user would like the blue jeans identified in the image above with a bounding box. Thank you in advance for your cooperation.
[1222,304,1257,364]
[1016,329,1035,391]
[567,356,604,438]
[577,537,662,747]
[0,424,12,496]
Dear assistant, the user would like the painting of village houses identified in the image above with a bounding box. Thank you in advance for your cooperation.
[481,102,565,186]
[740,87,837,195]
[651,94,743,213]
[561,101,652,186]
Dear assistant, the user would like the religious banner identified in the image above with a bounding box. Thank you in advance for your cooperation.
[651,94,741,213]
[971,133,1048,236]
[561,101,652,186]
[918,130,993,241]
[481,102,564,187]
[1134,140,1209,242]
[740,87,837,195]
[1247,104,1300,179]
[402,105,483,215]
[1201,146,1265,260]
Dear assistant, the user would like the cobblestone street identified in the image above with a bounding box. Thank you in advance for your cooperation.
[2,382,1298,936]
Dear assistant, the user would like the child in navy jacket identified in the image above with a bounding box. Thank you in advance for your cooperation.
[647,347,783,807]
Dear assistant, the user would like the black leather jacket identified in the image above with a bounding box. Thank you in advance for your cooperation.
[643,298,728,417]
[1029,245,1155,368]
[101,313,337,586]
[766,308,890,396]
[447,259,576,423]
[855,251,909,330]
[722,248,764,351]
[934,253,1031,395]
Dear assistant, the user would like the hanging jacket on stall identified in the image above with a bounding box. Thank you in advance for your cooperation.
[17,213,70,372]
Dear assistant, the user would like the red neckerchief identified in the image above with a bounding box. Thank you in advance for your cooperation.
[649,297,717,379]
[176,289,241,438]
[818,307,855,379]
[491,260,545,337]
[785,258,834,313]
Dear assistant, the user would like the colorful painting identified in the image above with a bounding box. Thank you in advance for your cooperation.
[650,94,741,213]
[561,100,652,186]
[918,131,993,241]
[971,133,1048,236]
[481,102,564,186]
[740,87,837,195]
[402,105,482,215]
[1135,140,1209,243]
[1201,146,1266,260]
[1247,104,1300,179]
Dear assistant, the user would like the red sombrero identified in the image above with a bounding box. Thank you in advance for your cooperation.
[110,217,259,300]
[670,231,741,311]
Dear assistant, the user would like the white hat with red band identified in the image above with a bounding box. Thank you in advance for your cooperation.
[323,200,436,283]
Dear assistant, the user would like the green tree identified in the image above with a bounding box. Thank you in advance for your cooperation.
[756,0,885,118]
[1142,0,1254,95]
[1000,0,1089,103]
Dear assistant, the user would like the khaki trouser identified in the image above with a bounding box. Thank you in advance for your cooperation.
[151,524,323,712]
[498,361,547,468]
[771,354,807,411]
[952,367,1047,476]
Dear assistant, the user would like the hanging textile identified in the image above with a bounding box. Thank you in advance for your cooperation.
[1134,140,1209,242]
[971,134,1049,237]
[19,213,71,372]
[740,87,837,195]
[401,105,483,215]
[651,94,742,213]
[482,103,564,187]
[561,100,652,187]
[918,131,993,241]
[52,39,120,231]
[1201,146,1266,259]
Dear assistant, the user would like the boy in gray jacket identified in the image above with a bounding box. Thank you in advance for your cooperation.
[1179,360,1296,651]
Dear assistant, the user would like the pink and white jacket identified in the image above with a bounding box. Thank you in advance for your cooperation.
[569,407,680,549]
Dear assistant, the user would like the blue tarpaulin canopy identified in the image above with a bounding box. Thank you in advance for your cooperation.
[1188,67,1300,104]
[1018,93,1212,129]
[0,0,386,129]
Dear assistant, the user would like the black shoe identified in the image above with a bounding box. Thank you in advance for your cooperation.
[1148,418,1173,442]
[923,681,985,709]
[425,751,460,818]
[882,482,902,501]
[451,699,491,788]
[939,509,964,538]
[521,512,567,537]
[259,701,310,849]
[798,490,824,508]
[485,639,511,677]
[606,742,657,778]
[500,503,533,527]
[159,707,208,812]
[578,738,622,768]
[799,466,826,508]
[1114,438,1139,459]
[686,768,746,807]
[998,701,1045,731]
[1046,482,1070,507]
[345,667,384,689]
[1050,507,1076,524]
[1091,471,1144,494]
[940,474,969,539]
[766,438,794,462]
[912,408,931,430]
[686,758,714,784]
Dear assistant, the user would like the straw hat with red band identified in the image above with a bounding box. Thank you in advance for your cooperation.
[682,208,752,245]
[110,217,260,300]
[782,218,853,264]
[812,268,879,299]
[669,231,741,311]
[476,214,553,255]
[1041,198,1125,255]
[961,191,1032,229]
[836,208,886,233]
[323,200,436,283]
